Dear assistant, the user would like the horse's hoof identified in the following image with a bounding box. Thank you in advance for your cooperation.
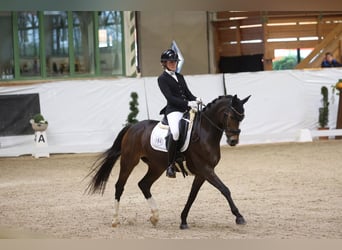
[180,223,189,230]
[150,216,159,226]
[236,216,246,225]
[112,221,120,227]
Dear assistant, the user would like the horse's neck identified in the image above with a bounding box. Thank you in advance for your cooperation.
[197,107,224,144]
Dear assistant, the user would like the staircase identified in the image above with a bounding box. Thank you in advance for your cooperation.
[296,23,342,69]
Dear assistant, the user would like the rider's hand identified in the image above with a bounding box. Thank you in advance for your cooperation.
[188,101,198,110]
[196,97,202,105]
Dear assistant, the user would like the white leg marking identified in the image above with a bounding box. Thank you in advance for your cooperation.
[112,199,120,227]
[147,197,159,226]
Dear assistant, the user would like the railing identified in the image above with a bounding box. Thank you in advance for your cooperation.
[296,23,342,69]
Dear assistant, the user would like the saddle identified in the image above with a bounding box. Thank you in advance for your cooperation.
[150,110,197,176]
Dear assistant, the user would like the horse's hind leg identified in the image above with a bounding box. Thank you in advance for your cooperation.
[138,164,165,226]
[112,155,139,227]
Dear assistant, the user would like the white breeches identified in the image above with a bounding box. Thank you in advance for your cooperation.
[166,111,183,141]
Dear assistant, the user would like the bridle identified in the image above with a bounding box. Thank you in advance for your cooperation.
[197,101,244,137]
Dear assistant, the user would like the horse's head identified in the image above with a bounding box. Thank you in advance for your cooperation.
[224,95,250,146]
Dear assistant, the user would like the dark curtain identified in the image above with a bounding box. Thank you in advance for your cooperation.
[219,54,264,73]
[0,94,41,136]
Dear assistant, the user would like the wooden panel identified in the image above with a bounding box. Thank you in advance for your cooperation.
[296,17,319,23]
[218,29,237,42]
[216,11,342,20]
[214,11,342,70]
[321,23,340,36]
[220,43,264,56]
[214,21,232,29]
[241,43,264,55]
[267,40,319,50]
[237,17,263,26]
[220,44,240,56]
[218,28,263,43]
[216,11,342,21]
[266,24,318,39]
[214,17,262,29]
[221,19,261,28]
[321,16,342,22]
[267,16,300,24]
[216,11,260,20]
[240,27,263,41]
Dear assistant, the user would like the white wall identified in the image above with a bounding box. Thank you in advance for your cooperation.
[225,69,341,144]
[0,68,341,157]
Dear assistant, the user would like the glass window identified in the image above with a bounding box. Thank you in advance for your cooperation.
[273,48,313,70]
[98,11,123,75]
[18,11,41,77]
[2,11,126,81]
[43,11,69,76]
[72,11,95,74]
[0,12,14,80]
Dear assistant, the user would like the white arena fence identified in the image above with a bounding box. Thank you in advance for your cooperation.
[0,68,341,157]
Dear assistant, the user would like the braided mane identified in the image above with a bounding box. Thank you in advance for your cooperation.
[202,95,232,112]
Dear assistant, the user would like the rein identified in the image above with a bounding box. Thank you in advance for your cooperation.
[195,102,243,137]
[200,111,225,132]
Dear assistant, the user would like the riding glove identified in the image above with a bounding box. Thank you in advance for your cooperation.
[188,101,198,109]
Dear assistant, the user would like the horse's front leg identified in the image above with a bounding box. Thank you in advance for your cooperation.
[206,170,246,225]
[180,175,205,229]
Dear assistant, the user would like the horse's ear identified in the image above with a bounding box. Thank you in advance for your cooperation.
[241,95,251,104]
[232,94,238,103]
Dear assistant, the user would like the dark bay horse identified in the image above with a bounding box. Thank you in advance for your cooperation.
[86,94,250,229]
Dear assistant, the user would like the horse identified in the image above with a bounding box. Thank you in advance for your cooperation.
[86,94,250,229]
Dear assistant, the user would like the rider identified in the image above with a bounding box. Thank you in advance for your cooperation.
[158,49,201,178]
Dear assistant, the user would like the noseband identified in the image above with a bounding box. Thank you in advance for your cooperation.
[224,106,245,136]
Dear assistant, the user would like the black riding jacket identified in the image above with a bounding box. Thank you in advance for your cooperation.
[158,71,196,115]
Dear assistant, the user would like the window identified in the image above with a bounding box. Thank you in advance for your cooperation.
[43,11,69,76]
[98,11,124,75]
[73,11,95,74]
[18,11,41,77]
[0,12,14,80]
[273,48,313,70]
[0,11,127,81]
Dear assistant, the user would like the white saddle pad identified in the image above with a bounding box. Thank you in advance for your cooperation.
[150,110,196,152]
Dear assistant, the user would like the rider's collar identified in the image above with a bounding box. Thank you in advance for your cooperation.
[165,69,176,75]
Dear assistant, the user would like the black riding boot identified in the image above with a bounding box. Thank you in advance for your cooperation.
[166,137,178,178]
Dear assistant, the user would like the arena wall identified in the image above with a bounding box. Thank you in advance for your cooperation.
[0,68,341,156]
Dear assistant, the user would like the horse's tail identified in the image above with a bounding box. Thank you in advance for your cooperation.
[85,125,131,195]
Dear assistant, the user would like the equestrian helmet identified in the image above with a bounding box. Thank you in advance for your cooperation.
[160,49,179,62]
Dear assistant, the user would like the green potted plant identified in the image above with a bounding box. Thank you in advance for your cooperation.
[318,86,329,139]
[126,92,139,125]
[30,113,48,132]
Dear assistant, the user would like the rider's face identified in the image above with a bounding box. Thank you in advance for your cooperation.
[166,61,177,72]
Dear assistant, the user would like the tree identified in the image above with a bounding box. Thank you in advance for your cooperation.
[273,56,298,70]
